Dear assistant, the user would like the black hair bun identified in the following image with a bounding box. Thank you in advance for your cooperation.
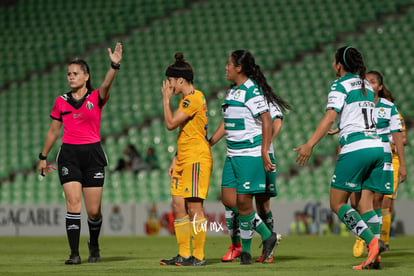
[174,52,184,62]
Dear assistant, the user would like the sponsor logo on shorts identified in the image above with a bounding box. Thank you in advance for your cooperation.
[62,166,69,176]
[93,172,104,179]
[243,182,250,189]
[385,182,391,189]
[345,182,357,188]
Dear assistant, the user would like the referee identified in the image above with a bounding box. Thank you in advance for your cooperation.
[38,42,122,264]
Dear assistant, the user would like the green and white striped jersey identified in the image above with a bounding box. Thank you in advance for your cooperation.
[222,78,269,157]
[268,101,283,155]
[375,97,402,143]
[326,73,382,154]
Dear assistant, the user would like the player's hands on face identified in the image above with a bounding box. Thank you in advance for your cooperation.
[294,143,312,166]
[161,79,173,100]
[262,152,276,172]
[108,42,122,64]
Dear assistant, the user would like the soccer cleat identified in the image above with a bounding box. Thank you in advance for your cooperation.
[88,241,101,263]
[221,243,242,262]
[353,236,366,258]
[65,254,81,265]
[240,252,252,265]
[369,256,382,270]
[352,237,385,270]
[160,255,188,266]
[261,232,277,263]
[256,233,281,263]
[256,254,274,263]
[175,256,206,266]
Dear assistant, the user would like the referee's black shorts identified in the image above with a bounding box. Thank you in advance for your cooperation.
[56,142,108,187]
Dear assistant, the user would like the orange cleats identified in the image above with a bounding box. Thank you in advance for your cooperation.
[255,253,274,263]
[352,237,385,270]
[221,243,242,262]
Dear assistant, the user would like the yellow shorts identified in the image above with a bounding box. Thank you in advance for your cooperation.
[385,153,400,200]
[170,159,212,199]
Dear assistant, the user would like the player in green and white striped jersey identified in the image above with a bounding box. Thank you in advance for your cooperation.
[210,50,290,264]
[295,46,385,270]
[351,71,407,261]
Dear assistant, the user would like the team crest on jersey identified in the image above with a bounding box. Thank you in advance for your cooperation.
[86,101,94,110]
[182,99,191,108]
[233,90,242,99]
[377,107,386,118]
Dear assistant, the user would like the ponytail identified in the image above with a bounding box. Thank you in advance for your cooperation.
[335,46,367,96]
[165,52,194,83]
[230,50,292,112]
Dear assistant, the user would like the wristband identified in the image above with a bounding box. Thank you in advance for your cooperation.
[39,153,47,160]
[111,62,121,70]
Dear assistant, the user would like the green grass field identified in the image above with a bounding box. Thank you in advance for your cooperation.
[1,235,414,275]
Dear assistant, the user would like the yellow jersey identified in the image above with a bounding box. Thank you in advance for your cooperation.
[176,89,211,163]
[391,112,406,154]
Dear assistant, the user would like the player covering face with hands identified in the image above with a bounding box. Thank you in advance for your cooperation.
[159,52,212,267]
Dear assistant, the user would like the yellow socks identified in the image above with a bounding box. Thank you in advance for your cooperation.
[174,215,191,258]
[381,208,391,245]
[191,217,207,260]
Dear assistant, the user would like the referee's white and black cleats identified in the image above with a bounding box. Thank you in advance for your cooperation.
[88,241,101,263]
[240,252,252,265]
[262,232,277,263]
[175,256,206,266]
[160,254,188,266]
[65,254,81,265]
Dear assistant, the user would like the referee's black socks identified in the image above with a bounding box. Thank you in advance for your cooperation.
[66,212,81,256]
[88,217,103,248]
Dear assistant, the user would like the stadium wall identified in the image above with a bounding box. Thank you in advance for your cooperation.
[0,200,413,236]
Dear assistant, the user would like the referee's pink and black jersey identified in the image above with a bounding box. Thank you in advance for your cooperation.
[50,89,108,144]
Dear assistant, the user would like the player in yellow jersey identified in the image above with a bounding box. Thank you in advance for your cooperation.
[382,111,407,249]
[159,53,212,266]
